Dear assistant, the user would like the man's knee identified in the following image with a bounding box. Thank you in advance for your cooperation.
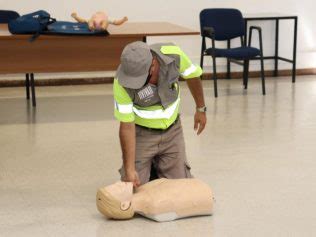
[155,157,193,179]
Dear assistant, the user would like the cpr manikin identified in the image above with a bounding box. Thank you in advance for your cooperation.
[71,11,128,31]
[96,178,213,222]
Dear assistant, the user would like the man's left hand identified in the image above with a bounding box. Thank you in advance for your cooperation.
[194,112,207,135]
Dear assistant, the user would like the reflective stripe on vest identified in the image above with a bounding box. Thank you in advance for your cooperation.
[181,64,197,77]
[114,101,133,114]
[133,98,180,119]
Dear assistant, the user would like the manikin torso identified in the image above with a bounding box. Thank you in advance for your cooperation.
[97,178,213,222]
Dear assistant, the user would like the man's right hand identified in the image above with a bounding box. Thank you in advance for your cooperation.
[124,169,140,188]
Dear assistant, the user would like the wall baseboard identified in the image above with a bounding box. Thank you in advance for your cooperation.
[201,68,316,79]
[0,68,315,87]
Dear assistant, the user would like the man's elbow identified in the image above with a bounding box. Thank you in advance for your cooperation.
[120,122,135,131]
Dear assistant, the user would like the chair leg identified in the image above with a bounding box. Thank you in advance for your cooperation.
[200,53,204,70]
[227,59,231,79]
[260,56,266,95]
[243,61,246,87]
[30,73,37,107]
[243,60,250,89]
[200,38,205,70]
[212,56,218,98]
[25,73,30,100]
[227,40,231,79]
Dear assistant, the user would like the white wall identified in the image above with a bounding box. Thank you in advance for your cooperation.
[1,0,316,73]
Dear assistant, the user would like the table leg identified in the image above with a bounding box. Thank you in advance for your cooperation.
[292,17,298,83]
[30,73,36,107]
[25,73,30,100]
[274,19,279,77]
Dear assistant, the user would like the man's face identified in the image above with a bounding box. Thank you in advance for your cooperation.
[143,58,159,86]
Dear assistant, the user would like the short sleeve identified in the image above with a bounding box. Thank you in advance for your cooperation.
[113,79,135,122]
[160,45,203,79]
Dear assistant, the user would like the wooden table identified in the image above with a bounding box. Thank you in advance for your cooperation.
[0,22,199,106]
[0,22,199,73]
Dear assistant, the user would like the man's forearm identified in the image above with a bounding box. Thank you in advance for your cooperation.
[119,122,136,172]
[186,78,205,108]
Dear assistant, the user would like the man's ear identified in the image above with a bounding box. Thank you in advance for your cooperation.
[149,58,157,73]
[152,57,158,66]
[121,201,131,211]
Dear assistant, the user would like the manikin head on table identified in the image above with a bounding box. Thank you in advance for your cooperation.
[96,178,213,222]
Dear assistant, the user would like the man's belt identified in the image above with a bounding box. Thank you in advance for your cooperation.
[136,115,179,132]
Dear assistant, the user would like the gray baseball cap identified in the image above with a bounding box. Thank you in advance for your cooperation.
[116,41,153,89]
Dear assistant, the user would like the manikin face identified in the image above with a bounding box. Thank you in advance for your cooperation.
[93,20,109,30]
[96,182,135,219]
[103,182,133,210]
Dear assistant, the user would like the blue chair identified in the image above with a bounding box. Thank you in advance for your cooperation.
[0,10,36,105]
[200,8,266,97]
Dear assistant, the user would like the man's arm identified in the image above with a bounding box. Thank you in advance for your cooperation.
[161,45,206,134]
[119,122,140,187]
[186,77,207,135]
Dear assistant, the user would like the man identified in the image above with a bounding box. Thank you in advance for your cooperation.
[114,41,206,187]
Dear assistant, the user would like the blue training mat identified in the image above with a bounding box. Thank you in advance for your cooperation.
[46,21,109,36]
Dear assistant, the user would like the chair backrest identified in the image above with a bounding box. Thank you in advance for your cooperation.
[0,10,20,23]
[200,8,245,41]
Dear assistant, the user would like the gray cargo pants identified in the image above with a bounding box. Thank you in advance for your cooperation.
[119,118,192,185]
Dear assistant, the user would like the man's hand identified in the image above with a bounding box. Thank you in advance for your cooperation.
[123,169,140,188]
[194,111,207,135]
[185,78,207,135]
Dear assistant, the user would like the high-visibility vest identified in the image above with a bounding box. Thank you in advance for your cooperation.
[113,44,202,129]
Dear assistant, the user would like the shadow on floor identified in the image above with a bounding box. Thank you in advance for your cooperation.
[0,94,114,125]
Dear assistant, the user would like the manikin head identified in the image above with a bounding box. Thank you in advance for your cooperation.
[93,11,108,30]
[96,181,134,219]
[92,19,109,31]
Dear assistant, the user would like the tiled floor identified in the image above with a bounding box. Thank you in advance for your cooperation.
[1,76,315,237]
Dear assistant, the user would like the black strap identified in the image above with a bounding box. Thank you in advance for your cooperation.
[48,17,56,25]
[29,31,41,42]
[29,17,56,42]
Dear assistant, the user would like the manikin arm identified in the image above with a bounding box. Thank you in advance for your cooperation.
[88,19,95,31]
[71,12,88,23]
[109,16,128,25]
[101,20,109,30]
